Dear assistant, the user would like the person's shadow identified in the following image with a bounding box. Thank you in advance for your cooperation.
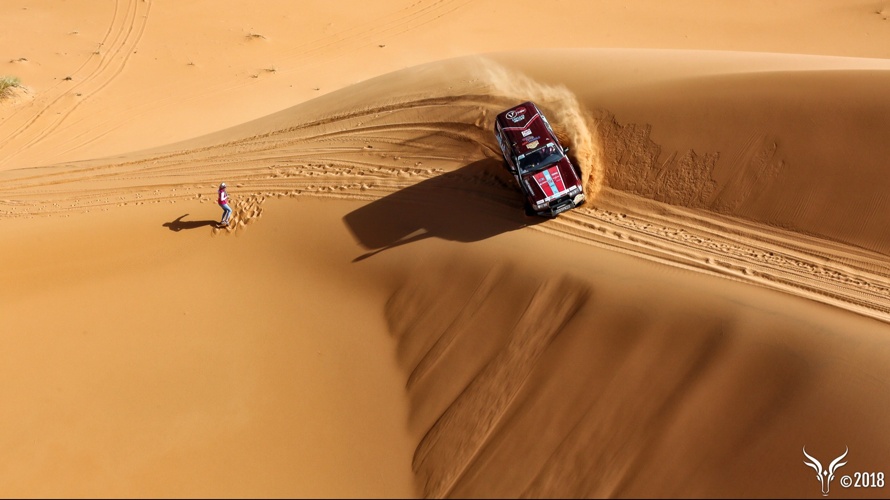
[343,159,543,261]
[163,214,219,231]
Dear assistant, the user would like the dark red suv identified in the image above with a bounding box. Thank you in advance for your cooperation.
[493,101,586,217]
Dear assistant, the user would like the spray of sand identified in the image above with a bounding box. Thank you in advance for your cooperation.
[472,58,605,199]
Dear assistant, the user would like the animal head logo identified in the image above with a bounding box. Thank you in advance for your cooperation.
[506,107,527,123]
[803,446,848,496]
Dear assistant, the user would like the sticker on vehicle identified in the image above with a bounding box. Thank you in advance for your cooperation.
[506,107,527,123]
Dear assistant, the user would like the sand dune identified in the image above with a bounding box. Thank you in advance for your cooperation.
[387,239,890,498]
[2,1,890,498]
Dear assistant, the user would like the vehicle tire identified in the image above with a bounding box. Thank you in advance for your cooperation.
[524,202,537,217]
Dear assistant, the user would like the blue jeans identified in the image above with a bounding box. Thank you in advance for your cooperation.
[220,203,232,223]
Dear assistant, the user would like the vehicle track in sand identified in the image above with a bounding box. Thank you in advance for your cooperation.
[33,0,475,167]
[0,0,150,169]
[1,92,888,323]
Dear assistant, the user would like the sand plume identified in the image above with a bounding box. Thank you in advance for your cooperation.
[472,58,605,199]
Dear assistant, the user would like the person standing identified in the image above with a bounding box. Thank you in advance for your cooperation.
[218,182,232,227]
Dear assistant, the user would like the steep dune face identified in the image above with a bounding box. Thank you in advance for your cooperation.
[383,245,890,498]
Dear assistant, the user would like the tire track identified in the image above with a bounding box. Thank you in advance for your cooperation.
[2,92,889,324]
[0,93,503,191]
[0,0,150,168]
[42,0,475,160]
[14,0,150,155]
[542,191,890,323]
[0,2,124,148]
[35,0,154,157]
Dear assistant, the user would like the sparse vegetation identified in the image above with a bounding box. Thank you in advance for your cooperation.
[0,75,21,99]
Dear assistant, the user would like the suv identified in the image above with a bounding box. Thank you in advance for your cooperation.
[493,101,586,217]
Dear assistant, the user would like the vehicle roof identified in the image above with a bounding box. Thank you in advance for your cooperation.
[495,101,558,156]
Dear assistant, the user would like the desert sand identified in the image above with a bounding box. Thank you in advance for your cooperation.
[2,1,890,498]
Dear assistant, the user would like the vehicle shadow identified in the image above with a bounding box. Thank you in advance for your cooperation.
[163,214,219,231]
[343,159,542,262]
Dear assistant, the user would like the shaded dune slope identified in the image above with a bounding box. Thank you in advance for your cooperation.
[385,253,890,497]
[3,52,890,497]
[386,252,890,498]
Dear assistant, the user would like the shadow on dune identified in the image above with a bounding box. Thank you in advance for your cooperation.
[163,214,219,231]
[343,159,542,261]
[386,255,863,498]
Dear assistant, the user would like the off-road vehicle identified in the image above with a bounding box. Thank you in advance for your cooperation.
[493,101,586,217]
